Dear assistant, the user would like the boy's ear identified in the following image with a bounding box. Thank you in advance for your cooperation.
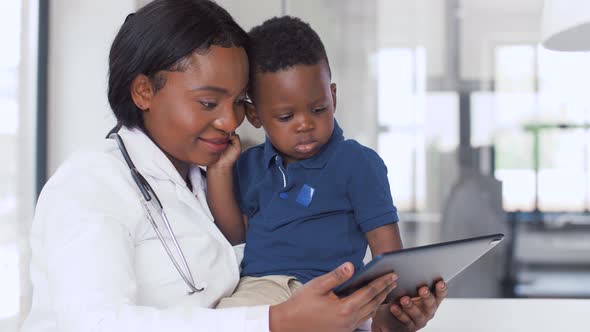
[245,102,262,128]
[130,74,154,111]
[330,83,337,112]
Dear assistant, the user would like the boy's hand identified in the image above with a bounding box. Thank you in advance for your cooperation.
[209,133,242,171]
[371,281,447,331]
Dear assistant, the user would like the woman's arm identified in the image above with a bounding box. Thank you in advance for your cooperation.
[206,134,246,245]
[28,154,266,332]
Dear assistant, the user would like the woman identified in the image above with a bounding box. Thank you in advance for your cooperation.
[21,1,444,331]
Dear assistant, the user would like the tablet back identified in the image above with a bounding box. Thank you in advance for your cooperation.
[333,233,504,300]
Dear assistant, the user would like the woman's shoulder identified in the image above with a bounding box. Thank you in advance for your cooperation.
[48,142,127,187]
[34,142,141,237]
[38,141,136,210]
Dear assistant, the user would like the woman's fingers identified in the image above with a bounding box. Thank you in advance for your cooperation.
[306,262,354,295]
[343,273,397,324]
[356,278,398,323]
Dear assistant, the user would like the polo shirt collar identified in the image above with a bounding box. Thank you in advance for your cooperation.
[263,120,344,169]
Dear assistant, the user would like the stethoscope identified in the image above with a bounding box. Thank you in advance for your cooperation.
[108,128,204,295]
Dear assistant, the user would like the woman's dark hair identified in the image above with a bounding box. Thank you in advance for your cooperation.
[108,0,249,128]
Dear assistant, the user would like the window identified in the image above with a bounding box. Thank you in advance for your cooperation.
[492,45,590,212]
[376,48,458,212]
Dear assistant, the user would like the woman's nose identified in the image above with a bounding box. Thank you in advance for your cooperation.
[215,103,245,133]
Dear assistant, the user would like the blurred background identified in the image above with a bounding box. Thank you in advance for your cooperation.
[1,0,590,330]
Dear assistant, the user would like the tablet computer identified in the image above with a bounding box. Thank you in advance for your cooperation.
[333,233,504,300]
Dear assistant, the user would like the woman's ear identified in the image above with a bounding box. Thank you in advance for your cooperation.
[130,74,154,111]
[330,83,337,112]
[245,102,263,128]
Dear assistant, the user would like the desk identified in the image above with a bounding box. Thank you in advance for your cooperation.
[421,298,589,332]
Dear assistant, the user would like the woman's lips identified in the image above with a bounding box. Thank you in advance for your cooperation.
[199,137,229,153]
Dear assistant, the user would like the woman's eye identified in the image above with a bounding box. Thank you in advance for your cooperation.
[199,101,217,109]
[313,107,328,114]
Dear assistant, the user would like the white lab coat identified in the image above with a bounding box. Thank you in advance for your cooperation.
[21,126,269,332]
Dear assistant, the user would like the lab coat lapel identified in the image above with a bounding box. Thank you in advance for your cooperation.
[116,127,228,244]
[117,127,187,187]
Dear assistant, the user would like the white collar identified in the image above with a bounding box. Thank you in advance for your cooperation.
[116,126,205,192]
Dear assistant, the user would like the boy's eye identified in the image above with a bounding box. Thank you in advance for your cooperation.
[199,101,217,109]
[278,114,293,122]
[313,107,328,114]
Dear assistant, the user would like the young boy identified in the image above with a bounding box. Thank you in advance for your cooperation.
[208,16,403,308]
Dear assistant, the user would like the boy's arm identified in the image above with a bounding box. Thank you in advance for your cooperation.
[366,223,403,258]
[206,134,246,245]
[366,223,403,305]
[206,167,246,245]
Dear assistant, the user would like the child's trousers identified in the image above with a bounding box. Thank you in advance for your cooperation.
[216,275,303,308]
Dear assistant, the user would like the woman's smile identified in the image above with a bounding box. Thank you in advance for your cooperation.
[199,136,230,153]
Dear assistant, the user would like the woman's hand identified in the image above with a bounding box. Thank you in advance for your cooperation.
[371,280,447,332]
[269,262,398,332]
[209,132,242,171]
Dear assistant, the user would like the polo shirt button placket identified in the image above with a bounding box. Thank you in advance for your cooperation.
[276,155,289,200]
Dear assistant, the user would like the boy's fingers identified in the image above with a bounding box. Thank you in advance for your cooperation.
[418,286,437,318]
[434,280,447,305]
[390,304,417,331]
[399,296,427,328]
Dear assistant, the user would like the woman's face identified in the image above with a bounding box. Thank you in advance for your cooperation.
[140,46,249,168]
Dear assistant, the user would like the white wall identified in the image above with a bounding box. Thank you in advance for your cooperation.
[47,0,135,174]
[460,1,542,82]
[16,0,39,324]
[215,0,282,146]
[377,0,446,78]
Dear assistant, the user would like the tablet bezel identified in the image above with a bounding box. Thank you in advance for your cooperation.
[333,233,505,299]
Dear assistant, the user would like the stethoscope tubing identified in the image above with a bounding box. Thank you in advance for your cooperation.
[110,132,204,294]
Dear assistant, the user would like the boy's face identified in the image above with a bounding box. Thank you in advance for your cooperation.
[248,62,336,165]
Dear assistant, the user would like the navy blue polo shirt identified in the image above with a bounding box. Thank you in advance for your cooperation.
[234,121,399,283]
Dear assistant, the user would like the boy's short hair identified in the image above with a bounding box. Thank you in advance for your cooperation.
[248,16,331,84]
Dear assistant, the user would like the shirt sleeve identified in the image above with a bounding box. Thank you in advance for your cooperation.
[29,153,270,332]
[234,153,258,217]
[346,146,399,233]
[234,158,247,214]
